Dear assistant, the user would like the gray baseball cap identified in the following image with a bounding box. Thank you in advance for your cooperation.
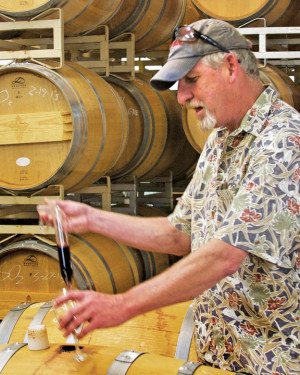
[150,19,251,91]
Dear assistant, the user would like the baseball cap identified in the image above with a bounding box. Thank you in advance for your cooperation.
[150,19,251,91]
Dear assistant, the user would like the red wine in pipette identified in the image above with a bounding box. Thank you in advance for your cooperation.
[57,244,73,289]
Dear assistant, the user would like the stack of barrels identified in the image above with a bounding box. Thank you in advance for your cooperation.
[0,1,299,374]
[0,0,299,192]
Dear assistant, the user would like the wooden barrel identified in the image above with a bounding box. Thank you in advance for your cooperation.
[0,300,197,362]
[105,74,165,180]
[137,204,181,279]
[106,73,197,181]
[0,0,123,36]
[0,61,128,194]
[191,0,300,27]
[0,233,143,319]
[106,0,186,51]
[151,0,203,53]
[259,65,300,112]
[0,343,235,374]
[182,108,212,155]
[168,139,199,184]
[182,0,202,25]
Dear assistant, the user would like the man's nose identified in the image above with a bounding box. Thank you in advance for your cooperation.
[177,80,193,105]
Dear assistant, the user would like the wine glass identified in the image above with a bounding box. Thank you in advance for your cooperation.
[53,288,85,362]
[38,202,85,362]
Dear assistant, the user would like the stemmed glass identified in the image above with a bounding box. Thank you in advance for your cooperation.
[38,202,85,362]
[53,288,85,362]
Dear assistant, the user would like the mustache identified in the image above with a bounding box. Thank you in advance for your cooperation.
[186,100,205,110]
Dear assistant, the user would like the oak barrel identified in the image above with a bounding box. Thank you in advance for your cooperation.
[137,204,181,279]
[0,233,143,319]
[152,0,203,53]
[0,343,235,374]
[106,0,186,51]
[259,65,300,112]
[0,61,128,193]
[191,0,300,27]
[181,0,203,25]
[0,0,123,36]
[181,108,212,155]
[107,74,198,181]
[0,300,197,362]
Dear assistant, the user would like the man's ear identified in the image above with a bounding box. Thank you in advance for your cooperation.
[223,53,240,83]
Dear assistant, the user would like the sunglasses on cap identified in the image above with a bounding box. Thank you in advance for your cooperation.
[172,25,230,54]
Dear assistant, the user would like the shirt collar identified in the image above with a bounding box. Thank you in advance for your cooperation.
[216,85,278,140]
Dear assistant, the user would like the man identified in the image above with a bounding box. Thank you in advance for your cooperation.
[40,19,300,374]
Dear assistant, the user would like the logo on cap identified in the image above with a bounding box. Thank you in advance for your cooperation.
[170,40,183,50]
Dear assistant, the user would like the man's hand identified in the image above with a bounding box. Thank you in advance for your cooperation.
[54,290,129,339]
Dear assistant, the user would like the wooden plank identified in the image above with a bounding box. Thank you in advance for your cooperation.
[0,111,73,145]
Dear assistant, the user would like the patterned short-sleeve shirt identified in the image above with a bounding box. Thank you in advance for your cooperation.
[169,86,300,374]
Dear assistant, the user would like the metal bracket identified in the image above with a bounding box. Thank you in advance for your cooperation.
[0,8,64,69]
[109,32,136,80]
[0,302,34,344]
[66,30,135,80]
[65,25,109,76]
[0,185,64,234]
[111,176,138,215]
[177,361,202,375]
[71,176,112,212]
[138,171,174,212]
[238,24,300,66]
[0,14,135,78]
[175,304,194,360]
[107,350,145,375]
[110,171,174,215]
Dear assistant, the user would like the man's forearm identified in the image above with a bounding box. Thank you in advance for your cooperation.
[123,239,248,319]
[89,207,191,255]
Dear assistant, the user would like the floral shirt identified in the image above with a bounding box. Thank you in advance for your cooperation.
[169,86,300,374]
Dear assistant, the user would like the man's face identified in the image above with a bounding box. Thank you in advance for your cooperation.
[177,58,229,131]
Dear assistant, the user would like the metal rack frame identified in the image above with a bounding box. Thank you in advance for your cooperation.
[0,11,135,79]
[0,185,64,238]
[0,9,64,69]
[238,25,300,66]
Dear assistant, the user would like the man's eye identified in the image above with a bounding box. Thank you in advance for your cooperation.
[185,76,198,83]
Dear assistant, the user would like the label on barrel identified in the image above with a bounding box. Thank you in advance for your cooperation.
[16,157,30,166]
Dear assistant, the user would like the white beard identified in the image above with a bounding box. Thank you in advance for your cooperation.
[187,101,217,131]
[198,109,217,131]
